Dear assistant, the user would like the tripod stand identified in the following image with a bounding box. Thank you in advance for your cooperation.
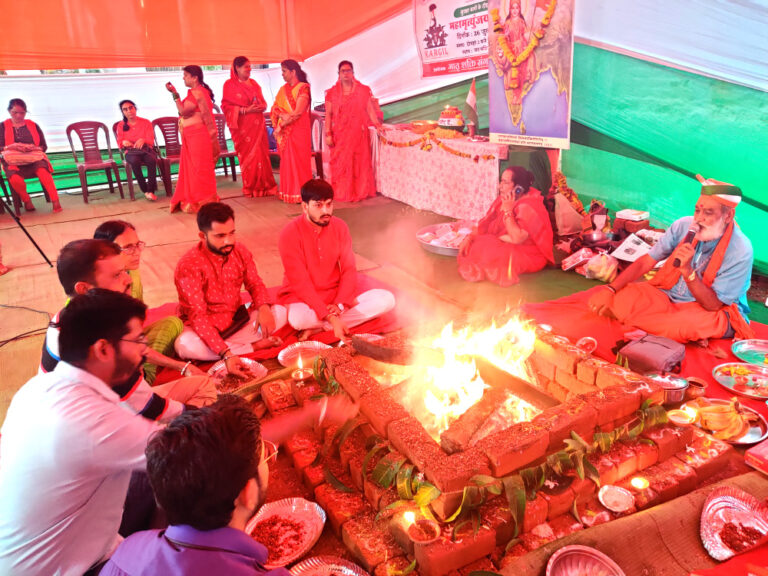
[0,173,53,268]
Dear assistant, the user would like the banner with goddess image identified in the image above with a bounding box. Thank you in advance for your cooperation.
[488,0,575,149]
[414,0,490,77]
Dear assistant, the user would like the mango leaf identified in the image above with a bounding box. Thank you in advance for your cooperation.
[504,537,521,552]
[571,451,585,480]
[444,486,474,523]
[312,356,327,382]
[389,559,418,576]
[593,432,613,454]
[372,455,407,489]
[335,416,365,451]
[583,458,601,488]
[626,418,645,440]
[570,496,580,523]
[470,474,502,496]
[396,464,415,500]
[364,434,384,451]
[640,398,652,411]
[502,476,526,539]
[472,511,480,537]
[362,442,389,481]
[413,482,441,507]
[519,466,544,494]
[638,438,655,446]
[547,451,573,476]
[452,518,472,542]
[644,405,669,428]
[374,499,411,522]
[571,430,592,451]
[324,465,353,493]
[420,505,437,521]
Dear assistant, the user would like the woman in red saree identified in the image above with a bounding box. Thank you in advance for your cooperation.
[271,59,312,204]
[221,56,277,198]
[458,166,553,286]
[166,65,220,214]
[324,61,381,202]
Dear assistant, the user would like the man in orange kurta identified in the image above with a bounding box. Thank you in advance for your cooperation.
[277,179,395,341]
[588,179,754,342]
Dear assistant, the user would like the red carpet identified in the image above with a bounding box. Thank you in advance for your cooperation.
[150,274,402,385]
[524,287,768,418]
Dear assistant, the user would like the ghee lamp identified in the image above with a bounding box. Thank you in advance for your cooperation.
[667,407,697,426]
[630,476,650,491]
[292,355,312,383]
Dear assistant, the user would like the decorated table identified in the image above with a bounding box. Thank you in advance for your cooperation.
[376,126,508,221]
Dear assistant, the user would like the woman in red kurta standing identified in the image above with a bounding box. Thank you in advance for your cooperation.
[324,61,382,202]
[458,166,553,286]
[166,65,220,214]
[271,59,312,204]
[221,56,277,198]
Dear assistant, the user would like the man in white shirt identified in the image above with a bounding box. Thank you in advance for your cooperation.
[0,290,162,576]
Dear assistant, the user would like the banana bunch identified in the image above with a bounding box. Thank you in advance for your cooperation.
[689,397,753,441]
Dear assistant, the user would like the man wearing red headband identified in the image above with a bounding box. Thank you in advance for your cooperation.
[588,178,754,342]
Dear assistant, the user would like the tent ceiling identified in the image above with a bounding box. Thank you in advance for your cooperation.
[0,0,411,69]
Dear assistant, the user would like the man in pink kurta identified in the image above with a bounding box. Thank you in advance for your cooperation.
[278,179,395,341]
[174,203,286,367]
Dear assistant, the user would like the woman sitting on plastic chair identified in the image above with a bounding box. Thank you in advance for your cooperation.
[0,98,62,213]
[116,99,158,201]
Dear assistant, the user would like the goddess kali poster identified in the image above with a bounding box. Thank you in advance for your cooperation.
[488,0,574,148]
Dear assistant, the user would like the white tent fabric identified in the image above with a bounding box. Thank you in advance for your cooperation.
[2,1,765,151]
[574,0,768,91]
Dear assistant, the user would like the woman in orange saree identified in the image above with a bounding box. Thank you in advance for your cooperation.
[271,59,312,204]
[221,56,277,198]
[458,166,553,286]
[166,65,220,214]
[324,60,381,202]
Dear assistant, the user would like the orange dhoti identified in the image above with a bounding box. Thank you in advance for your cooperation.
[611,283,730,342]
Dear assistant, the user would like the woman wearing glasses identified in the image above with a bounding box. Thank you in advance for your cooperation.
[116,99,159,201]
[94,220,200,383]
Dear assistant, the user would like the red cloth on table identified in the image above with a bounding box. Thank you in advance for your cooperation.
[277,215,358,319]
[324,79,376,202]
[523,287,768,418]
[174,241,272,356]
[170,90,218,213]
[271,82,312,204]
[115,117,155,149]
[221,72,277,197]
[457,189,554,286]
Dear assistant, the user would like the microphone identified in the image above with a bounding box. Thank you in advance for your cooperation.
[672,222,700,267]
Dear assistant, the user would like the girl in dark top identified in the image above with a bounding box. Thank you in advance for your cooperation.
[1,98,62,212]
[116,99,159,201]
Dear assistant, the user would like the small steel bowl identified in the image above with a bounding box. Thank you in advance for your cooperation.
[582,231,610,246]
[685,377,708,400]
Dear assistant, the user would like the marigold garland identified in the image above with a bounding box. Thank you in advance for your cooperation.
[490,0,557,79]
[378,131,496,161]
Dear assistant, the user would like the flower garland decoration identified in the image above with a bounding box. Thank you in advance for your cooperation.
[378,130,496,162]
[490,0,557,88]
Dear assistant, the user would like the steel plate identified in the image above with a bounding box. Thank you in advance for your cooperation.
[277,341,332,368]
[290,556,369,576]
[700,486,768,561]
[712,362,768,400]
[546,545,625,576]
[207,357,268,392]
[246,497,326,568]
[416,221,473,257]
[731,339,768,366]
[681,399,768,445]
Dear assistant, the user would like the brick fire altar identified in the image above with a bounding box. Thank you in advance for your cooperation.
[257,322,743,576]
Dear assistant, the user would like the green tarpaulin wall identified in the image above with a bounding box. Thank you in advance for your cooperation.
[382,44,768,274]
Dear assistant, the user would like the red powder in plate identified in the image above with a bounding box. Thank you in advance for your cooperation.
[252,515,307,564]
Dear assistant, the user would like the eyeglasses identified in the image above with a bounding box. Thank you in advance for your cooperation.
[120,241,146,255]
[119,335,149,347]
[261,439,279,466]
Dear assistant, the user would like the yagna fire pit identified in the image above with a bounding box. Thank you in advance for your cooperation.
[261,317,742,576]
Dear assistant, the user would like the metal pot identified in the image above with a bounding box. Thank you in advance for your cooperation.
[661,380,689,405]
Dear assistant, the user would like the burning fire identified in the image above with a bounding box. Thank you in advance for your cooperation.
[408,315,539,439]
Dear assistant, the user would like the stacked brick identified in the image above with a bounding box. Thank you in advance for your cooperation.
[266,332,740,576]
